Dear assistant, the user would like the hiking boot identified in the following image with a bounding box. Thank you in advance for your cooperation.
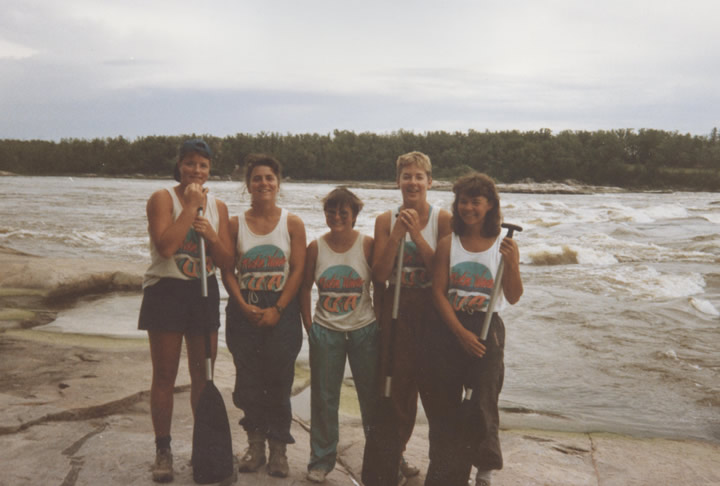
[238,431,266,473]
[307,468,327,483]
[152,447,173,483]
[400,456,419,477]
[267,439,289,477]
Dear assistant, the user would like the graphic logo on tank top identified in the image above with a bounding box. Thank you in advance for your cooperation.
[240,244,287,291]
[175,228,214,278]
[316,265,364,315]
[447,261,494,312]
[398,241,429,287]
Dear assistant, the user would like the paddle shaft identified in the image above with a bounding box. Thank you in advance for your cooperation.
[197,208,212,381]
[383,236,405,397]
[479,223,522,340]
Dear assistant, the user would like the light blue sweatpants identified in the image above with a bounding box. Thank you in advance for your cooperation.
[307,321,379,473]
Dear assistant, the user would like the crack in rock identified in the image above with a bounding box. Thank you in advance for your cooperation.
[0,385,187,436]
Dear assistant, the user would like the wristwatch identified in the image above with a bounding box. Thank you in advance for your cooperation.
[274,303,284,314]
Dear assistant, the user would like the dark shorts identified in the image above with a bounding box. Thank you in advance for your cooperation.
[138,275,221,335]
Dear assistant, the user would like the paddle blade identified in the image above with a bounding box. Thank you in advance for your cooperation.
[191,382,234,484]
[361,397,402,486]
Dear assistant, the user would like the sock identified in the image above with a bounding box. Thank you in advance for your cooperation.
[155,435,171,451]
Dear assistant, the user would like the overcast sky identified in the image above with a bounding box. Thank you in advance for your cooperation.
[1,0,718,140]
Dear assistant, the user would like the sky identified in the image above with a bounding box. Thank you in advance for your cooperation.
[1,0,719,140]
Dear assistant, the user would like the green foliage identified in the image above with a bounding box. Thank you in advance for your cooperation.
[1,128,719,190]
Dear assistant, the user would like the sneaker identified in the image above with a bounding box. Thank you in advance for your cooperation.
[400,456,420,477]
[152,447,173,483]
[307,468,327,483]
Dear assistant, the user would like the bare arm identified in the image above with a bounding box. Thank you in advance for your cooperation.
[372,211,404,283]
[500,237,523,305]
[437,209,452,240]
[147,186,205,259]
[299,239,318,333]
[364,235,385,322]
[431,235,487,358]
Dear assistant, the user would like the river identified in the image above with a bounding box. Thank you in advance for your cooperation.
[1,175,719,443]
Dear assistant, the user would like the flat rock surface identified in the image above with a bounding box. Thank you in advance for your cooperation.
[1,330,719,486]
[1,246,719,485]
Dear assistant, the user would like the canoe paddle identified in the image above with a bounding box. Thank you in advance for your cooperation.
[191,208,234,484]
[361,236,405,486]
[457,222,522,482]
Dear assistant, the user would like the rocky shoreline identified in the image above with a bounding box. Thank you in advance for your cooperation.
[1,246,719,485]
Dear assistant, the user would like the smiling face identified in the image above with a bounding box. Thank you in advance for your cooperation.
[397,163,432,205]
[324,203,355,232]
[177,152,211,186]
[451,172,502,237]
[248,164,279,203]
[457,193,494,228]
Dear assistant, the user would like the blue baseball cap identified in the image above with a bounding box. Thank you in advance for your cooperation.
[175,139,212,181]
[179,138,213,160]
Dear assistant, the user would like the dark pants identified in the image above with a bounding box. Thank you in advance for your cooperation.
[424,311,505,486]
[225,290,302,444]
[378,287,442,453]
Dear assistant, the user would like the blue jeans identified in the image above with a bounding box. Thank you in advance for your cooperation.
[307,321,379,472]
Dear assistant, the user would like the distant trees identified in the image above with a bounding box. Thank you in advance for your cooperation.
[1,128,719,190]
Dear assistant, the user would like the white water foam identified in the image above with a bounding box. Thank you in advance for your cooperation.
[700,213,720,224]
[642,204,689,220]
[603,265,706,299]
[689,297,720,316]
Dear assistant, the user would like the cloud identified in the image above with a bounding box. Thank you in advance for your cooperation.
[1,0,719,139]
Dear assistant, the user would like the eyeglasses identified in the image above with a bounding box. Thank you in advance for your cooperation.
[324,209,352,220]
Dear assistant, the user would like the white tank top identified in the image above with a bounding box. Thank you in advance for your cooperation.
[447,232,506,314]
[143,188,219,288]
[313,233,376,332]
[235,208,291,292]
[389,205,440,288]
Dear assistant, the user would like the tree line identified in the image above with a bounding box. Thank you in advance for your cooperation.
[1,128,719,190]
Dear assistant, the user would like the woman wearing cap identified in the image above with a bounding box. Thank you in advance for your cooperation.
[137,138,233,483]
[221,153,307,478]
[299,187,380,483]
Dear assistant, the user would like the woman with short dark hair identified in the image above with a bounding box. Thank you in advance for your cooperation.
[299,187,380,483]
[138,138,232,482]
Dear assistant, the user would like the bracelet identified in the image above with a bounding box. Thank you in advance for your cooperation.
[274,304,284,314]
